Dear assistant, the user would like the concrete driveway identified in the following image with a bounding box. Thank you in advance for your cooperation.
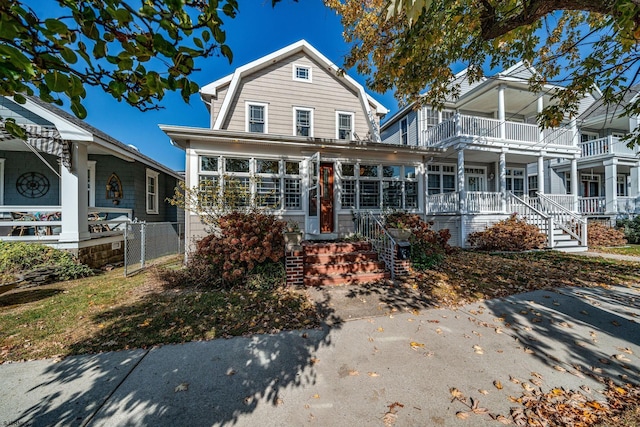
[2,282,640,426]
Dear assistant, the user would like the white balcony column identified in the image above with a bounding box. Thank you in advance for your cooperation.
[457,149,465,213]
[537,154,545,194]
[570,156,579,212]
[498,84,506,139]
[59,141,90,242]
[630,164,640,209]
[537,94,544,144]
[604,158,618,214]
[437,110,442,124]
[499,150,507,212]
[570,118,579,147]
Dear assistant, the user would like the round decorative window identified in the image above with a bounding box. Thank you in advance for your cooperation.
[16,172,50,198]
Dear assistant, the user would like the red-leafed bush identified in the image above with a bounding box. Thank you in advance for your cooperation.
[468,214,547,251]
[193,212,286,287]
[588,221,627,247]
[384,212,451,270]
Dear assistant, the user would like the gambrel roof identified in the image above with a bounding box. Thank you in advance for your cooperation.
[199,40,389,131]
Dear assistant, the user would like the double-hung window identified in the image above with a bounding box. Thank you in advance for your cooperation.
[382,166,402,209]
[340,163,356,209]
[427,164,456,194]
[246,102,267,133]
[284,161,302,209]
[506,168,525,196]
[337,112,354,140]
[294,108,313,137]
[400,118,408,145]
[146,169,159,214]
[199,155,219,207]
[225,158,251,208]
[256,159,281,208]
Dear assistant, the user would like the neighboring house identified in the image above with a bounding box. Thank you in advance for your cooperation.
[545,85,640,218]
[0,96,183,266]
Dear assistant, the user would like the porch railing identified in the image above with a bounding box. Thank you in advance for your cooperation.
[507,193,554,247]
[617,197,640,214]
[420,113,576,147]
[425,192,459,213]
[465,192,503,213]
[580,136,636,158]
[0,205,132,240]
[579,197,606,215]
[537,192,587,246]
[354,211,397,279]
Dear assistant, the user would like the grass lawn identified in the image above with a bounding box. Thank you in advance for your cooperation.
[592,244,640,257]
[2,250,640,364]
[0,256,318,363]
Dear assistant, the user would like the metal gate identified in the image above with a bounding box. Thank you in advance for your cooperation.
[124,222,185,276]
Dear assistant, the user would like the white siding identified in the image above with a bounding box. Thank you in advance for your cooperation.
[220,52,372,139]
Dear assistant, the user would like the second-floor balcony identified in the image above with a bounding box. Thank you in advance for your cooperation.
[420,114,574,149]
[580,136,638,159]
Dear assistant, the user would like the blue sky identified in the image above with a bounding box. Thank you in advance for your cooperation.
[50,0,400,172]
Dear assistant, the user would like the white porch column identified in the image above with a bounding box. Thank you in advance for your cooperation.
[571,156,579,212]
[537,94,544,145]
[499,150,507,212]
[59,142,90,242]
[457,149,465,214]
[631,163,640,198]
[537,154,545,194]
[498,84,506,140]
[604,158,618,215]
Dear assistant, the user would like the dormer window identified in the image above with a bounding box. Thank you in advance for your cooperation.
[293,64,311,82]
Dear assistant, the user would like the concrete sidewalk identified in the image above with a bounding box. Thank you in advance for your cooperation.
[2,283,640,426]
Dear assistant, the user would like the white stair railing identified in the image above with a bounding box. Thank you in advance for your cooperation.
[507,193,554,248]
[354,211,397,279]
[537,193,587,247]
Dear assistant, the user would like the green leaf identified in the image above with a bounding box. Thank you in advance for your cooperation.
[60,47,77,64]
[43,71,69,93]
[44,19,68,34]
[13,93,26,104]
[221,45,233,63]
[70,99,87,119]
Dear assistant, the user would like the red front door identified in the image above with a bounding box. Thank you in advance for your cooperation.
[320,163,334,233]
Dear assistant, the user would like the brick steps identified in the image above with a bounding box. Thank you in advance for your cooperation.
[302,241,389,286]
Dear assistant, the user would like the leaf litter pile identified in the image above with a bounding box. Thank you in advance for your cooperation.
[404,250,640,307]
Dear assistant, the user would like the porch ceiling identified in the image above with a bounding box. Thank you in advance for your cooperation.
[441,146,550,165]
[457,82,555,119]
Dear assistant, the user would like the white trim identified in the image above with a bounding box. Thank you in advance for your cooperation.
[0,158,4,205]
[88,160,96,207]
[146,168,160,214]
[292,63,312,83]
[336,111,355,141]
[400,117,408,145]
[245,101,268,133]
[292,107,314,137]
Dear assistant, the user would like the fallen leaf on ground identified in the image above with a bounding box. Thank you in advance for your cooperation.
[368,372,379,377]
[174,382,189,392]
[410,341,425,349]
[494,380,503,390]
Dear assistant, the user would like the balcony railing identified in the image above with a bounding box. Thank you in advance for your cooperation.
[580,136,636,158]
[425,192,459,213]
[466,191,503,213]
[420,113,575,148]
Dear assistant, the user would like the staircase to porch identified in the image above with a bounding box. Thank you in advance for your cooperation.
[509,193,588,252]
[302,241,390,286]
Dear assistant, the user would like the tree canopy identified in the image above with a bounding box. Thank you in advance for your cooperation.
[327,0,640,144]
[0,0,240,121]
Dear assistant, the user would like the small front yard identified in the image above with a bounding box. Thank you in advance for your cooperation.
[0,256,318,363]
[2,251,640,364]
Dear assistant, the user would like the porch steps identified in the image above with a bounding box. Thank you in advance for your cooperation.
[302,242,389,286]
[552,228,588,253]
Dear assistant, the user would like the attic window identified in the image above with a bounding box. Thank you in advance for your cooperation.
[293,64,311,82]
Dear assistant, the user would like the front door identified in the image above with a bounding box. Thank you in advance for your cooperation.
[320,163,334,233]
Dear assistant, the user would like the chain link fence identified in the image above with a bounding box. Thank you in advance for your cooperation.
[124,222,185,276]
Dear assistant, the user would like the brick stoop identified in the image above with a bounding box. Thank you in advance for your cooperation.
[302,241,390,286]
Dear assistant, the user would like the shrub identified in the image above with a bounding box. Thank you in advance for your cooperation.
[468,214,547,251]
[0,241,94,282]
[384,212,451,270]
[194,211,286,288]
[588,221,627,247]
[616,216,640,244]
